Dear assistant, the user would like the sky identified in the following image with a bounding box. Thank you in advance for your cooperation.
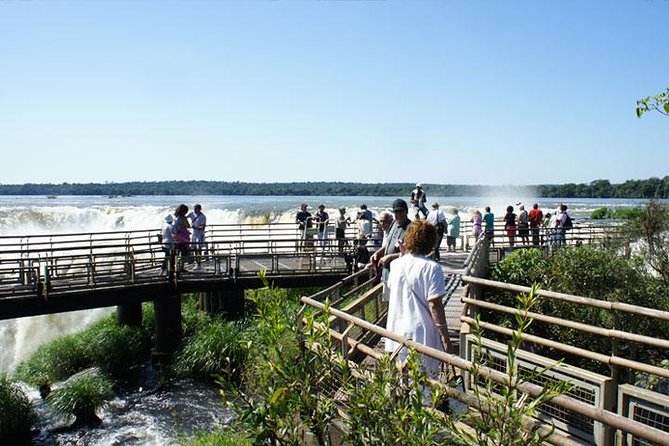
[0,1,667,186]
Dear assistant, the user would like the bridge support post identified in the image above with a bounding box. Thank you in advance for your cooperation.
[152,293,182,362]
[117,302,142,327]
[222,286,245,318]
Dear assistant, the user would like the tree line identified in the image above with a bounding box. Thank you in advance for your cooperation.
[1,177,669,198]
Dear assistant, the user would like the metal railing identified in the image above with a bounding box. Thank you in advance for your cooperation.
[0,223,374,299]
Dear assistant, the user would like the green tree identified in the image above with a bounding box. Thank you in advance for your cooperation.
[636,87,669,118]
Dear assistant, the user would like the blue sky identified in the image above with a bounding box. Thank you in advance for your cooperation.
[1,1,667,186]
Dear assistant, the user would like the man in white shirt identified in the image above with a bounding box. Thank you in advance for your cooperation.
[187,204,207,266]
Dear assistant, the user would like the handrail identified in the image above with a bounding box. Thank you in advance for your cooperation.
[301,295,669,445]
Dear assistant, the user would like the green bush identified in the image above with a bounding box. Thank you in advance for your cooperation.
[15,311,154,387]
[80,318,150,379]
[0,373,35,439]
[173,318,249,383]
[45,368,114,426]
[14,334,92,388]
[180,429,253,446]
[487,245,669,375]
[591,207,642,219]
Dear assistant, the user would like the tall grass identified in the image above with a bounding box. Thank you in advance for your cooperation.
[0,373,35,439]
[173,318,249,383]
[46,368,114,426]
[15,310,152,387]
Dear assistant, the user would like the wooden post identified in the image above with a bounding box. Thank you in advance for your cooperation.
[117,301,142,327]
[222,286,245,318]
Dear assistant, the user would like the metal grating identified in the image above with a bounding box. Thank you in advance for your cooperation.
[619,384,669,446]
[463,336,613,444]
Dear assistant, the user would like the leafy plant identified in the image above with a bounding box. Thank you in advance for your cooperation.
[45,368,114,426]
[446,286,572,446]
[179,428,254,446]
[173,318,249,383]
[343,351,443,446]
[225,275,336,445]
[0,373,35,439]
[636,87,669,118]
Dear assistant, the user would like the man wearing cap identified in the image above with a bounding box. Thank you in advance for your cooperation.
[369,198,412,301]
[410,183,428,220]
[160,214,175,276]
[296,203,313,251]
[426,202,446,260]
[187,204,207,266]
[336,207,351,252]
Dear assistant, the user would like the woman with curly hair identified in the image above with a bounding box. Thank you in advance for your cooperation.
[385,219,452,378]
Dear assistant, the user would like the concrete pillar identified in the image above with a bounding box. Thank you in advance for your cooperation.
[153,294,182,361]
[116,301,142,327]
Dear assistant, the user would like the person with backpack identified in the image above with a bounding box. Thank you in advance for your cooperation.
[557,204,572,246]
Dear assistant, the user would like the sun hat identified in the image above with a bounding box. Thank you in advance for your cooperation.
[416,183,422,188]
[392,198,408,212]
[164,215,174,223]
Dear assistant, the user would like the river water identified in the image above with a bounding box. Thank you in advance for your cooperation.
[0,194,651,444]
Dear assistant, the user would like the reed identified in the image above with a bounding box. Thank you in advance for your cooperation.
[45,368,114,426]
[0,373,35,440]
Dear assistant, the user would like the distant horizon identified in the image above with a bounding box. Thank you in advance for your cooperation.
[0,175,666,187]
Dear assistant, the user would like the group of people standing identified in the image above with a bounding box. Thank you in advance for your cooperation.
[160,203,207,274]
[502,203,572,248]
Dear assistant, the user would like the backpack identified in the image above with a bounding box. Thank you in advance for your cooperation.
[562,214,573,230]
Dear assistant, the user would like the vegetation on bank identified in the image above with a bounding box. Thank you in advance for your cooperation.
[590,206,642,219]
[3,175,669,198]
[0,373,35,440]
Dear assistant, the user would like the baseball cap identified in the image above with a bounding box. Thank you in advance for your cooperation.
[392,199,408,212]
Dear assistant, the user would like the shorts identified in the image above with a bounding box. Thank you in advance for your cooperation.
[505,226,517,237]
[191,230,205,245]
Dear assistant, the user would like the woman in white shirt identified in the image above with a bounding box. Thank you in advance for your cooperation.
[385,220,452,378]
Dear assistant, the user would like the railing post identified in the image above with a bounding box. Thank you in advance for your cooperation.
[87,255,95,286]
[341,323,354,360]
[39,263,49,301]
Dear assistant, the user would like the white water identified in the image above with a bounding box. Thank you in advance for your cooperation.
[0,194,654,373]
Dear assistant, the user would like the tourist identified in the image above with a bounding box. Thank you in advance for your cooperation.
[355,204,373,242]
[369,199,411,302]
[410,183,428,220]
[187,204,207,266]
[471,209,483,239]
[315,204,329,248]
[335,207,351,252]
[384,219,452,382]
[446,207,461,252]
[377,210,394,248]
[543,212,555,248]
[503,205,517,247]
[426,202,446,260]
[173,204,191,272]
[517,205,529,245]
[295,203,313,250]
[483,206,495,244]
[557,204,571,246]
[160,214,175,276]
[529,203,544,246]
